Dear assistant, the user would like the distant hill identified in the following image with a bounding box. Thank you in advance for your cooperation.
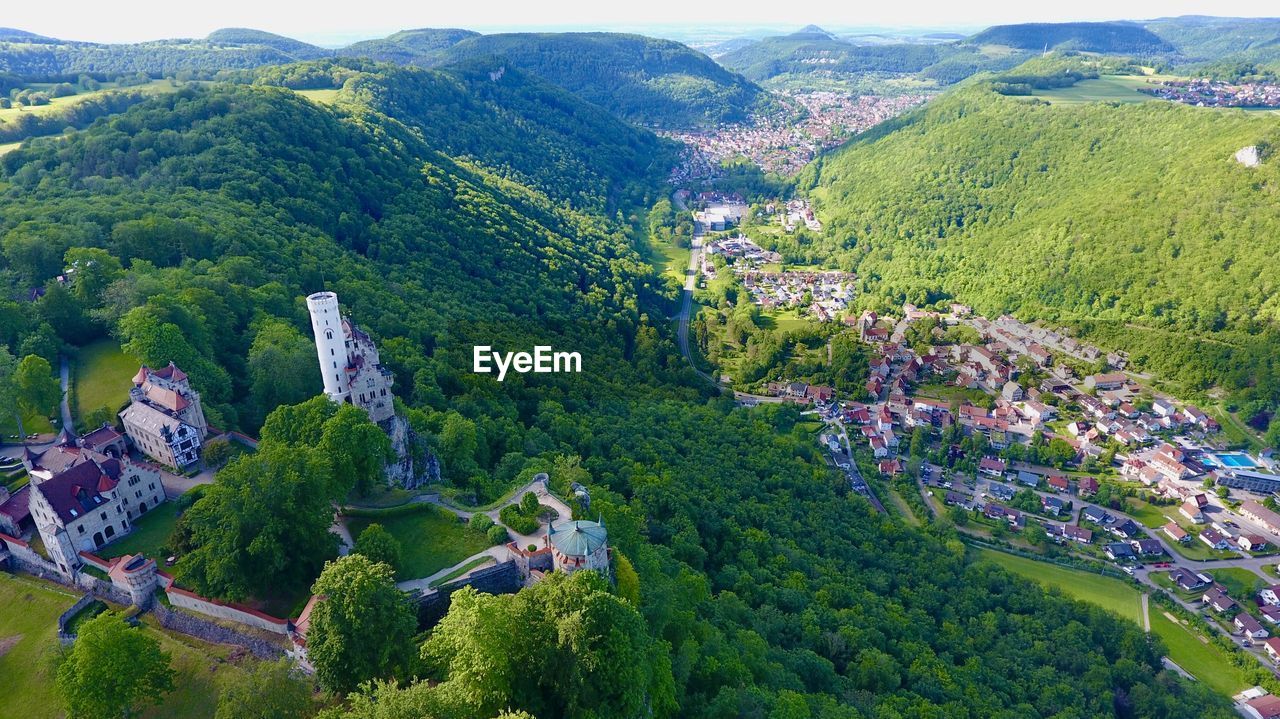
[0,28,57,44]
[969,21,1174,54]
[205,28,328,57]
[336,28,477,64]
[718,31,1029,86]
[1143,16,1280,60]
[433,32,768,127]
[790,25,837,40]
[0,28,331,77]
[259,57,675,211]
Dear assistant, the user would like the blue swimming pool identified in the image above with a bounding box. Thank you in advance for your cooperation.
[1212,452,1258,469]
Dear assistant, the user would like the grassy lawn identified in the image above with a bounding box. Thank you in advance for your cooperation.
[914,383,990,407]
[1126,499,1185,530]
[1207,567,1266,598]
[0,141,20,157]
[1149,610,1251,698]
[0,571,267,719]
[1166,536,1240,561]
[0,410,55,440]
[976,548,1142,624]
[345,504,491,581]
[73,339,140,428]
[0,572,80,719]
[1210,403,1264,450]
[101,501,181,559]
[135,615,253,719]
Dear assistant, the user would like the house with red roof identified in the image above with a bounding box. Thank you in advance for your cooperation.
[26,446,165,575]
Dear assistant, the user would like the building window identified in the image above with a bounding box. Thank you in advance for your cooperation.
[100,512,107,521]
[77,526,85,534]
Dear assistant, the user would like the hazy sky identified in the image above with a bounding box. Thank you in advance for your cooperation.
[7,0,1280,44]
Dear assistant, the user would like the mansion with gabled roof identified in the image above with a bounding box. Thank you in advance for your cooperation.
[18,430,165,574]
[119,362,208,469]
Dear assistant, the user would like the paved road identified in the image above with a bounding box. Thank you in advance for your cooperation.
[58,355,73,430]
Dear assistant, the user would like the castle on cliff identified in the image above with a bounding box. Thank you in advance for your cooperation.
[306,291,435,488]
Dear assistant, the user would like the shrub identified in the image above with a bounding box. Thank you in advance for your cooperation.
[470,513,494,532]
[486,524,509,545]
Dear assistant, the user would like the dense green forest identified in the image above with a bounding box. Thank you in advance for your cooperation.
[0,29,329,78]
[430,32,769,127]
[320,400,1232,718]
[968,22,1175,55]
[801,55,1280,429]
[1143,16,1280,72]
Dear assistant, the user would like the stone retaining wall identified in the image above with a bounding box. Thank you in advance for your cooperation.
[152,604,285,660]
[415,560,522,628]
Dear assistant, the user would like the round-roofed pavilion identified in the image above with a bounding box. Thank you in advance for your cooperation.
[548,519,609,575]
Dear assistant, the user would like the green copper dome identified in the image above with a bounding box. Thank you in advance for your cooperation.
[549,520,607,556]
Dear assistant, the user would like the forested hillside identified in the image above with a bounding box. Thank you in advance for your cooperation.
[802,59,1280,419]
[432,32,768,127]
[717,31,1031,87]
[969,22,1175,54]
[0,28,329,78]
[249,58,677,212]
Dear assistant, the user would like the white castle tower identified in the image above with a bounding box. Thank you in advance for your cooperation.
[307,291,351,403]
[306,291,395,424]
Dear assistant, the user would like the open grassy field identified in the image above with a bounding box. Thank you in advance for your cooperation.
[1029,74,1171,105]
[1149,610,1251,698]
[73,339,139,428]
[0,141,20,156]
[1208,567,1267,598]
[0,80,180,125]
[0,572,79,719]
[101,501,181,560]
[136,616,252,719]
[0,410,55,441]
[0,572,264,719]
[976,548,1142,623]
[651,237,691,287]
[344,504,491,580]
[294,88,342,105]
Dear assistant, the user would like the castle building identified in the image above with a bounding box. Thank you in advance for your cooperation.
[22,433,165,574]
[119,362,207,469]
[306,291,395,424]
[547,519,610,575]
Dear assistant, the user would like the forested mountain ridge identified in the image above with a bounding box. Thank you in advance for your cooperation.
[250,58,678,212]
[715,31,1033,88]
[802,60,1280,412]
[0,28,330,77]
[429,32,769,127]
[969,22,1175,54]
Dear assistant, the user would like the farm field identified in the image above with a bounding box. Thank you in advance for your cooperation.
[344,504,491,580]
[73,339,140,428]
[1029,74,1172,105]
